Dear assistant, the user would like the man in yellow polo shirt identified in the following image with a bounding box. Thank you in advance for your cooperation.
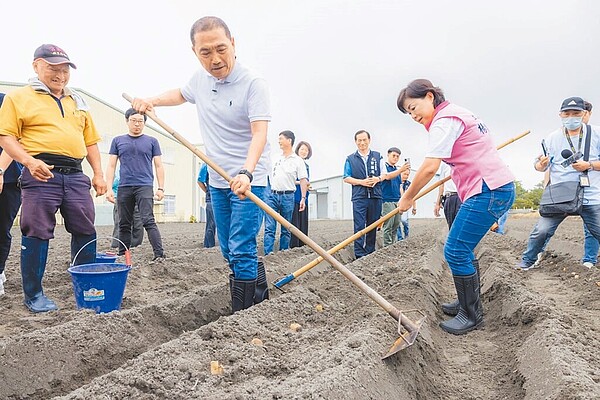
[0,44,107,313]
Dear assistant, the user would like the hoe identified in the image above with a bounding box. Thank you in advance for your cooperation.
[124,93,527,358]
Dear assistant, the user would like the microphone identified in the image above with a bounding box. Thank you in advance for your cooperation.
[561,149,583,167]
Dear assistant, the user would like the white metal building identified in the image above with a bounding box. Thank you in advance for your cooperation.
[308,172,442,220]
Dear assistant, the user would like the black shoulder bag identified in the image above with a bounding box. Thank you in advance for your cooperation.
[538,125,591,217]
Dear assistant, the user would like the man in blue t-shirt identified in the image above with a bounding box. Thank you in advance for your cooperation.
[0,93,23,296]
[106,108,165,261]
[197,163,216,248]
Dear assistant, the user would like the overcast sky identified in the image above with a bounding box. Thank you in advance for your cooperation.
[3,0,600,189]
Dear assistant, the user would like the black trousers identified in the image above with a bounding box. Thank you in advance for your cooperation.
[290,202,309,248]
[117,186,164,257]
[112,203,144,248]
[443,194,463,229]
[0,182,21,273]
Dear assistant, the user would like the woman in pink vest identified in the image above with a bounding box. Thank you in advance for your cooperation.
[396,79,515,335]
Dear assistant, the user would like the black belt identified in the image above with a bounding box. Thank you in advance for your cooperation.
[53,166,83,174]
[272,190,294,194]
[34,153,83,174]
[444,192,458,197]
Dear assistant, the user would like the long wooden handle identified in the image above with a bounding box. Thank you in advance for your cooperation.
[275,129,530,287]
[122,93,409,322]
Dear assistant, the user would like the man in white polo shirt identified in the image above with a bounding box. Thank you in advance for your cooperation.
[132,16,271,312]
[264,130,308,255]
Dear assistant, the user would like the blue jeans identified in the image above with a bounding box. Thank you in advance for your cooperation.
[352,197,383,258]
[496,211,509,234]
[446,182,515,275]
[210,186,265,280]
[582,224,599,264]
[523,204,600,266]
[263,192,295,254]
[203,201,216,248]
[398,212,409,240]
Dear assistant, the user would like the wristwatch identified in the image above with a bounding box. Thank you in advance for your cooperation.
[238,169,253,182]
[0,167,4,176]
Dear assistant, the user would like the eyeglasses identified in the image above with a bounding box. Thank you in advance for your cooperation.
[129,119,145,124]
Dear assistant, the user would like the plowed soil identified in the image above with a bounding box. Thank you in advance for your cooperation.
[1,216,599,399]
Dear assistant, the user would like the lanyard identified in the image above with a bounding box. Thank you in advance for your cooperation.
[564,127,583,153]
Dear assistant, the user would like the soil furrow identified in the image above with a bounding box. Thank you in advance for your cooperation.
[0,218,598,399]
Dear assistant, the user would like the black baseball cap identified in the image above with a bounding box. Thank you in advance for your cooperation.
[560,97,585,112]
[33,44,77,69]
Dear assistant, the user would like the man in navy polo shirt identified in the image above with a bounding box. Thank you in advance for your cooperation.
[132,16,271,312]
[0,93,23,297]
[343,130,387,258]
[105,108,165,261]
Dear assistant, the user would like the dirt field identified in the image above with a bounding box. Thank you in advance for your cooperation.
[1,215,599,399]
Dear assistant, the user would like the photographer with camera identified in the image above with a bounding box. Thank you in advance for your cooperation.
[535,101,599,268]
[517,97,600,271]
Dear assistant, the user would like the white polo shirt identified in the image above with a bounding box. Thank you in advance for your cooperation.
[438,162,457,193]
[270,153,308,191]
[181,62,271,189]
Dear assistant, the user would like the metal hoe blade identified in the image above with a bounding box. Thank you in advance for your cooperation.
[382,310,427,359]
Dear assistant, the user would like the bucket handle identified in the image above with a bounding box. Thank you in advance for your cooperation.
[71,236,132,267]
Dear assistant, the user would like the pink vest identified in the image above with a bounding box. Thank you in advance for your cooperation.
[426,102,514,202]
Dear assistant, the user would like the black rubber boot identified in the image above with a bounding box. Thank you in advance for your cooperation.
[71,233,97,265]
[439,272,484,335]
[21,236,57,313]
[231,278,256,313]
[441,259,480,316]
[254,260,269,305]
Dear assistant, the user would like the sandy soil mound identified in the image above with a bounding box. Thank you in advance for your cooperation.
[1,217,599,399]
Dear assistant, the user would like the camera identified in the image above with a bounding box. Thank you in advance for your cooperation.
[561,151,583,168]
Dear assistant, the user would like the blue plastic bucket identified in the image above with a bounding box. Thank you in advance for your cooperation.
[67,263,131,313]
[95,252,118,263]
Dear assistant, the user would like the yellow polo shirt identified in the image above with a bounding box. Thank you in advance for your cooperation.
[0,86,100,158]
